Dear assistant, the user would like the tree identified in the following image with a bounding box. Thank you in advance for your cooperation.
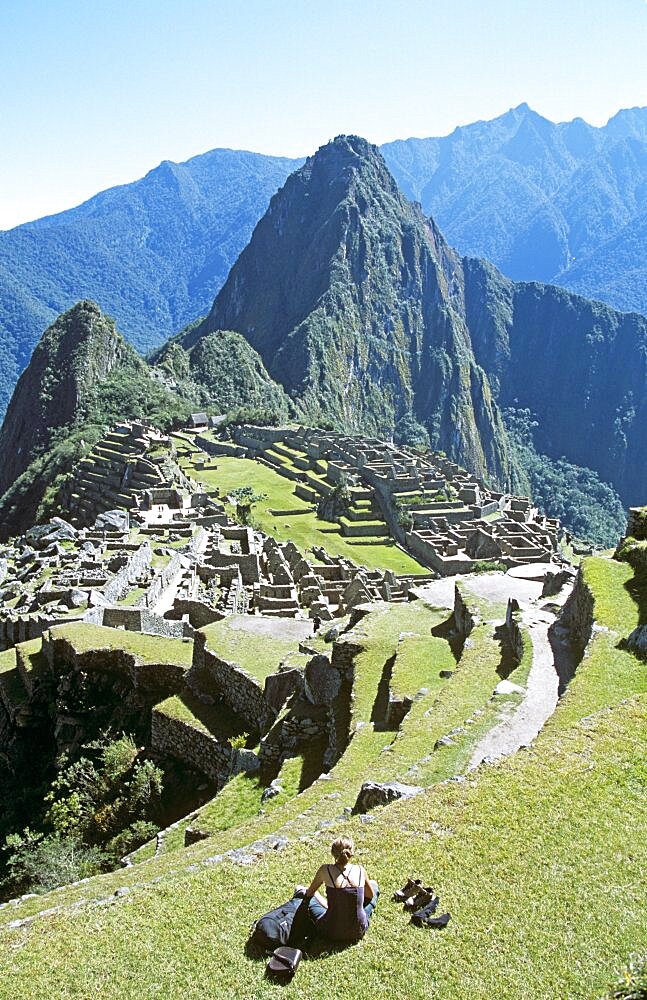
[229,486,268,525]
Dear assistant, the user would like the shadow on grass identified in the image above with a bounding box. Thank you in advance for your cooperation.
[299,737,328,792]
[431,612,463,662]
[370,653,397,730]
[624,569,647,627]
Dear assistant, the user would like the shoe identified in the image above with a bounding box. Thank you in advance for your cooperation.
[392,877,422,902]
[404,887,435,911]
[411,909,451,929]
[410,894,440,919]
[267,946,303,978]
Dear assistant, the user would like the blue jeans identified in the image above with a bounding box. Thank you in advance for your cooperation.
[308,880,380,924]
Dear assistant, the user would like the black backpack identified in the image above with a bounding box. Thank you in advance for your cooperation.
[250,895,308,952]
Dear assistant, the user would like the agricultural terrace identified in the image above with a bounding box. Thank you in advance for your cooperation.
[177,447,428,576]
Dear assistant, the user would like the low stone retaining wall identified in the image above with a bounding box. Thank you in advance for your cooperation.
[44,633,187,694]
[195,634,267,731]
[151,708,258,784]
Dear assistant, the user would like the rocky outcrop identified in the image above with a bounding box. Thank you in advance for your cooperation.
[353,780,424,814]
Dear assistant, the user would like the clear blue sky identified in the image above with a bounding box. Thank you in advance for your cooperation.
[1,0,646,230]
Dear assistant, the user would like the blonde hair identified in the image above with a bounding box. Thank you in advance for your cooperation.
[331,836,354,866]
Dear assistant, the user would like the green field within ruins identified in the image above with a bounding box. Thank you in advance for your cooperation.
[201,615,311,682]
[181,451,428,575]
[1,557,645,998]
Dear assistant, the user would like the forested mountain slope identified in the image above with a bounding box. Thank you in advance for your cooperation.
[0,149,300,415]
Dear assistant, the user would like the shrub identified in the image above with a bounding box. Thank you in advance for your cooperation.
[1,830,105,897]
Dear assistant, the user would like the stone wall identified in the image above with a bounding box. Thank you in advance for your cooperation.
[150,709,258,784]
[103,542,152,603]
[195,634,267,731]
[145,552,184,608]
[44,631,188,694]
[561,566,594,656]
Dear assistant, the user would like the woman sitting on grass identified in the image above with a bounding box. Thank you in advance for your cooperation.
[303,835,379,943]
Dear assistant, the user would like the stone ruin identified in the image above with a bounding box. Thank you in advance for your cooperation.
[200,424,562,576]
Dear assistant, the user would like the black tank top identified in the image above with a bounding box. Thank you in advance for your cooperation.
[321,864,369,942]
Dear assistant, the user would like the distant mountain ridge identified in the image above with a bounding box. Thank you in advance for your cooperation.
[1,103,647,418]
[0,149,301,415]
[381,104,647,312]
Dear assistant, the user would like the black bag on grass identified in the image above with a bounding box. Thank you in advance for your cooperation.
[250,894,306,952]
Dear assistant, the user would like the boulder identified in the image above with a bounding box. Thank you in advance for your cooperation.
[67,588,89,608]
[50,516,78,539]
[261,779,283,803]
[353,780,424,815]
[95,510,130,532]
[626,624,647,660]
[184,827,210,847]
[304,654,341,705]
[494,679,525,696]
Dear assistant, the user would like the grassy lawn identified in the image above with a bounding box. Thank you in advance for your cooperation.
[49,623,194,668]
[390,634,455,701]
[201,615,310,683]
[183,454,428,575]
[2,558,645,999]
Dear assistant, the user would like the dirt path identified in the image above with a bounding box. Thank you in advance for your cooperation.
[468,605,562,769]
[415,570,575,767]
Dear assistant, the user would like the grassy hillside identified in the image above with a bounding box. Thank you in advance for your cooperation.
[1,557,645,998]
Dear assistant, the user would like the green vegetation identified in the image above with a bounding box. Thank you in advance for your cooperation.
[0,734,163,899]
[1,557,645,998]
[506,407,628,547]
[152,331,290,419]
[185,454,427,574]
[228,485,268,526]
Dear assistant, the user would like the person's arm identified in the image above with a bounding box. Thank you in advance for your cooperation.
[361,866,374,901]
[305,865,325,898]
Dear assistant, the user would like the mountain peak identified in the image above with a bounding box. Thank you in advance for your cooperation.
[0,302,130,497]
[190,137,514,486]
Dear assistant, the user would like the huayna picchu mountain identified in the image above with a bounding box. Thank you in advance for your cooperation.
[187,135,518,490]
[185,135,647,508]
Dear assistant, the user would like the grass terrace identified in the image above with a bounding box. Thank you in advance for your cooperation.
[201,615,311,683]
[181,454,427,575]
[48,623,194,668]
